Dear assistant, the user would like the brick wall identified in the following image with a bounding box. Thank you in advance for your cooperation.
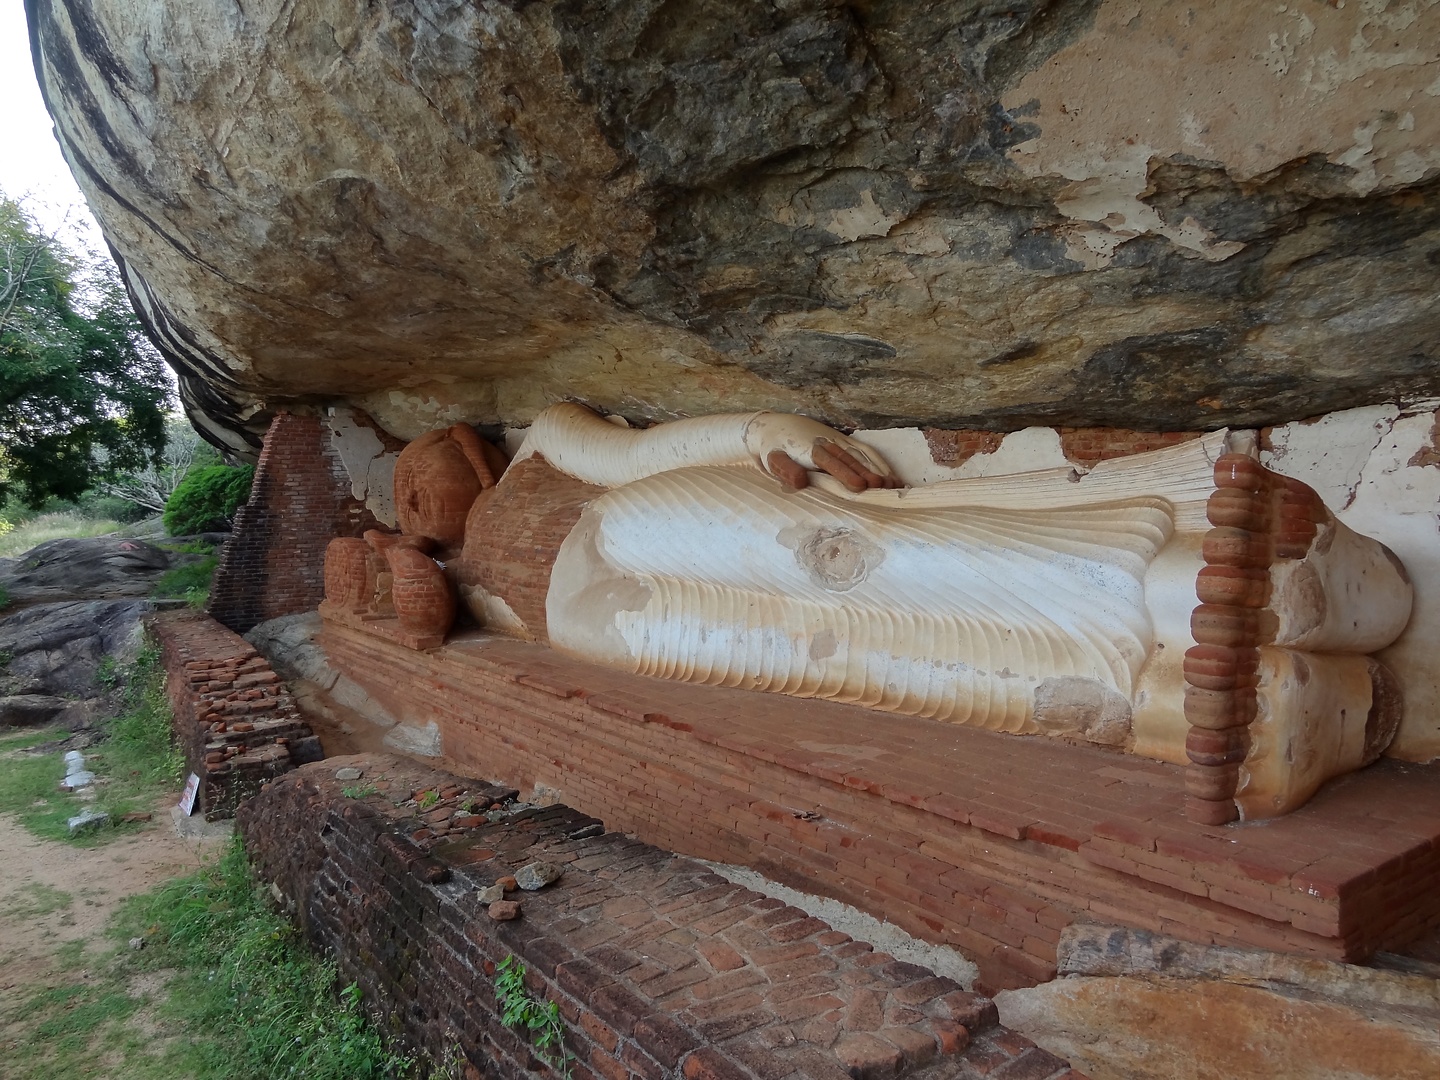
[150,609,322,818]
[461,456,604,640]
[239,753,1080,1080]
[208,411,382,633]
[922,427,1204,469]
[320,625,1440,993]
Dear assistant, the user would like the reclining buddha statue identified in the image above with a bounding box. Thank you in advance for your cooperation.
[323,403,1413,825]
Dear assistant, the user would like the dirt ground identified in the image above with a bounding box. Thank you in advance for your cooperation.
[0,803,227,1012]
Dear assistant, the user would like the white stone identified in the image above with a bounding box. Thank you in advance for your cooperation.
[514,861,562,891]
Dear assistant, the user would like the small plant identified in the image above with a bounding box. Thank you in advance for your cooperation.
[416,789,439,810]
[151,554,219,600]
[342,784,380,800]
[494,956,570,1077]
[159,538,217,554]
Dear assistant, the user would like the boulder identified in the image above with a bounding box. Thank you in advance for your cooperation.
[996,974,1440,1080]
[996,925,1440,1080]
[0,537,172,604]
[0,599,152,697]
[0,694,72,728]
[26,1,1440,450]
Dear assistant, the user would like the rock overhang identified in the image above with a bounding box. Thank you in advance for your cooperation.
[23,0,1440,451]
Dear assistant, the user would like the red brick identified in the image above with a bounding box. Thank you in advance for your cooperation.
[682,1048,752,1080]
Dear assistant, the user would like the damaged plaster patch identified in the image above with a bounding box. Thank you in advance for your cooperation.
[853,427,1071,487]
[701,859,979,989]
[325,407,399,526]
[1261,404,1400,512]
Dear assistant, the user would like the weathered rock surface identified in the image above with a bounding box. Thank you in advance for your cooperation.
[0,694,72,728]
[995,925,1440,1080]
[997,975,1440,1080]
[26,1,1440,449]
[0,599,151,697]
[0,537,172,604]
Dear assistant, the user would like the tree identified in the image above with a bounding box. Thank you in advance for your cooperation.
[98,412,219,515]
[0,196,171,507]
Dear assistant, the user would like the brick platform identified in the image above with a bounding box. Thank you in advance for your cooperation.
[322,621,1440,991]
[151,610,324,818]
[240,754,1082,1080]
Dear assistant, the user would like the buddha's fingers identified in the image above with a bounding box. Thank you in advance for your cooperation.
[767,450,811,492]
[813,439,877,492]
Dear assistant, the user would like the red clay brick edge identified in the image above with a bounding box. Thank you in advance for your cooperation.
[238,755,1084,1080]
[150,610,323,820]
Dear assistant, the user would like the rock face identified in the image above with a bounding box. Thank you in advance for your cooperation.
[0,599,151,697]
[25,1,1440,450]
[0,537,172,603]
[995,925,1440,1080]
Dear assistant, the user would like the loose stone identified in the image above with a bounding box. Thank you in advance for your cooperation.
[335,766,364,781]
[515,861,562,891]
[487,900,521,921]
[476,884,505,904]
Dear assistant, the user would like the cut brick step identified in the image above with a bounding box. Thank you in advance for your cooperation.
[150,610,324,820]
[240,755,1083,1080]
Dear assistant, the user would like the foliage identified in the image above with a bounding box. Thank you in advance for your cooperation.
[151,554,219,608]
[162,463,253,535]
[493,956,571,1077]
[0,196,171,508]
[0,642,179,842]
[1,838,418,1080]
[416,788,439,810]
[342,784,380,799]
[111,836,417,1079]
[100,413,220,514]
[95,643,186,802]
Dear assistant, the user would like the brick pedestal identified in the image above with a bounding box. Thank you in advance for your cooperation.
[322,622,1440,992]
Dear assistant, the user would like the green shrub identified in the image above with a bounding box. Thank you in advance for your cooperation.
[162,465,254,536]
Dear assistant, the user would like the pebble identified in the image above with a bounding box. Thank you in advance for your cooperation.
[335,767,364,781]
[487,900,521,921]
[476,884,505,904]
[515,862,562,891]
[498,875,518,892]
[129,937,146,951]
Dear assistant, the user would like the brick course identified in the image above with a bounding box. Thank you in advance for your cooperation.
[150,609,323,819]
[239,754,1079,1080]
[460,456,603,640]
[321,624,1440,992]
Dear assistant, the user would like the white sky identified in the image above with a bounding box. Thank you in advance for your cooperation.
[1,2,104,253]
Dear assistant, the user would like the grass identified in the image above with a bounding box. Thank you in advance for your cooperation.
[0,644,182,844]
[2,881,75,919]
[151,554,219,608]
[0,511,124,558]
[157,538,218,555]
[0,639,423,1080]
[0,839,420,1080]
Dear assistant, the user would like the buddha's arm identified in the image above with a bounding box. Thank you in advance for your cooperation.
[514,402,899,490]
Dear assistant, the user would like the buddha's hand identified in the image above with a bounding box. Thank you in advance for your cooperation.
[743,413,903,493]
